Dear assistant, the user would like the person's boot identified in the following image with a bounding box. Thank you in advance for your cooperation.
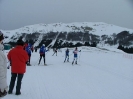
[8,91,12,94]
[16,92,21,95]
[27,62,31,66]
[0,90,7,97]
[72,61,74,65]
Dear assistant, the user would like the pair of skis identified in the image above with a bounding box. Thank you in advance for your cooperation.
[72,61,78,65]
[38,64,48,66]
[64,60,79,65]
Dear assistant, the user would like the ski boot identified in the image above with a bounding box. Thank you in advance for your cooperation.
[72,61,74,65]
[75,61,77,64]
[27,62,31,66]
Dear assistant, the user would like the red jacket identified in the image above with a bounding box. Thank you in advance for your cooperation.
[7,46,29,73]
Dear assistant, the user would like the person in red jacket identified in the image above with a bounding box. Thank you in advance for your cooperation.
[7,39,29,95]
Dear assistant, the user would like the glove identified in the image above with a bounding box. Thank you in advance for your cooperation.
[0,90,7,97]
[7,62,11,69]
[7,66,10,69]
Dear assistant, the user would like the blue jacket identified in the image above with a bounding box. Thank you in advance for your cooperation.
[39,46,48,55]
[26,45,32,54]
[65,49,69,56]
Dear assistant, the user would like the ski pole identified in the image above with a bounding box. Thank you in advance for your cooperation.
[7,61,10,69]
[34,56,40,66]
[79,51,81,62]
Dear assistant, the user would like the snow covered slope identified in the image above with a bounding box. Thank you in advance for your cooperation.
[3,46,133,99]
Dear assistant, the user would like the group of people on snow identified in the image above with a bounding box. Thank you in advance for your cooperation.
[0,31,81,98]
[0,31,30,97]
[64,47,81,64]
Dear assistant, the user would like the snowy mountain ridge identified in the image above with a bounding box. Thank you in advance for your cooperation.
[1,22,133,36]
[1,22,133,47]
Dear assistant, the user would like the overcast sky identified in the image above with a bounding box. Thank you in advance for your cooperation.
[0,0,133,30]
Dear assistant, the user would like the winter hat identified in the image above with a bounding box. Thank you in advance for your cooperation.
[0,31,4,41]
[17,39,24,46]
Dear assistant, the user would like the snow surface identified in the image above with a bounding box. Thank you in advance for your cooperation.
[2,46,133,99]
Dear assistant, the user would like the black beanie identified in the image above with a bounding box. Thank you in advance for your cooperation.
[17,39,24,46]
[0,31,4,41]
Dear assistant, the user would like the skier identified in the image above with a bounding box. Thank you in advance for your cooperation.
[64,48,69,62]
[38,44,48,65]
[72,47,81,65]
[34,46,38,52]
[25,43,32,66]
[52,48,57,56]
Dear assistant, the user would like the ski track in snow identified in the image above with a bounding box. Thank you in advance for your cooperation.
[3,47,133,99]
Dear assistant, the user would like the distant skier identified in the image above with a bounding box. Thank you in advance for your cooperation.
[25,43,32,66]
[52,48,57,56]
[34,46,38,52]
[64,48,69,62]
[38,44,48,65]
[72,47,81,65]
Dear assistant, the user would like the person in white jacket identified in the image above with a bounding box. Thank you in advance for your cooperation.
[0,31,8,97]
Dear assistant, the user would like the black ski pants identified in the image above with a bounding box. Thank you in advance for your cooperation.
[9,73,24,93]
[28,54,31,64]
[64,55,69,62]
[39,54,45,64]
[52,51,57,56]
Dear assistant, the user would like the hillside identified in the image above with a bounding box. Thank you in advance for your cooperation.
[1,22,133,47]
[3,46,133,99]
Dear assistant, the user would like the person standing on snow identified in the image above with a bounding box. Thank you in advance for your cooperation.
[38,44,48,65]
[0,31,8,97]
[52,48,57,56]
[64,48,69,62]
[7,39,29,95]
[34,46,38,52]
[72,47,81,65]
[25,43,32,66]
